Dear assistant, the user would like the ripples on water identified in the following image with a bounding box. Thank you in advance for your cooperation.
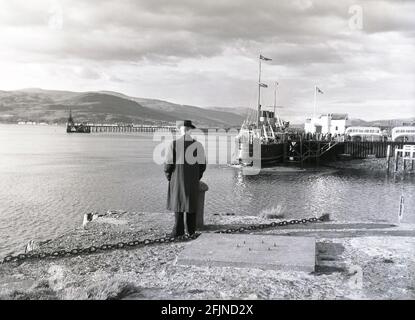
[0,124,414,256]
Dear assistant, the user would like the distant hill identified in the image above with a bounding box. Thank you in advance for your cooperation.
[1,89,412,128]
[207,106,252,116]
[0,88,245,127]
[346,118,371,127]
[367,118,415,127]
[347,117,415,127]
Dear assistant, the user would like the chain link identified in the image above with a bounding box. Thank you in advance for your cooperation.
[214,215,326,234]
[1,215,328,265]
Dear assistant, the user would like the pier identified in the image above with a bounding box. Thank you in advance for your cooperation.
[66,122,178,133]
[343,141,415,159]
[67,123,237,134]
[283,138,342,165]
[88,124,176,133]
[280,137,415,165]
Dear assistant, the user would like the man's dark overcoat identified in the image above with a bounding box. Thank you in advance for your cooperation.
[164,135,206,212]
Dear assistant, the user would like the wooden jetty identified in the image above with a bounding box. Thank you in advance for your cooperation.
[343,141,415,159]
[88,124,176,133]
[278,138,415,165]
[67,123,237,134]
[66,110,179,134]
[283,139,341,166]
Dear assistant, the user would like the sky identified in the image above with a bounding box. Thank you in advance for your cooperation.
[0,0,414,122]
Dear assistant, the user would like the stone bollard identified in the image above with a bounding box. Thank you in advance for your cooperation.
[196,181,209,230]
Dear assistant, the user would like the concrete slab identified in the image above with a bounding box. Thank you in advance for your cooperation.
[176,233,315,272]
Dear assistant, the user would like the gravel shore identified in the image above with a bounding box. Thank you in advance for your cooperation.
[1,210,414,300]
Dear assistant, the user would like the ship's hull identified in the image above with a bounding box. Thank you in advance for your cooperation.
[238,141,285,165]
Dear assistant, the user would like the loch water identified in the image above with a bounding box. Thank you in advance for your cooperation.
[0,124,414,257]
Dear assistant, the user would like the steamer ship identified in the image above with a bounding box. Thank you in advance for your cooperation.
[236,55,289,165]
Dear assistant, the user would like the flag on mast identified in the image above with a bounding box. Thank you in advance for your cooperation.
[316,86,324,94]
[259,83,268,88]
[260,54,272,61]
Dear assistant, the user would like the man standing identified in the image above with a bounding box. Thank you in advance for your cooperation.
[164,120,206,237]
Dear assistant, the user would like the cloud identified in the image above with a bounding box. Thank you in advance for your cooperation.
[74,66,101,80]
[0,0,413,121]
[1,0,413,62]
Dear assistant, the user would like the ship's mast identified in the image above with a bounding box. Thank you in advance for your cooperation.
[257,54,272,127]
[313,85,317,118]
[273,81,278,117]
[257,56,262,127]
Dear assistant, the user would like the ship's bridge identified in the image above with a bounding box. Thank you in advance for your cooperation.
[392,126,415,142]
[345,126,383,142]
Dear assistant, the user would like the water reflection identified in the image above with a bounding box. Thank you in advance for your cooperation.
[223,166,414,224]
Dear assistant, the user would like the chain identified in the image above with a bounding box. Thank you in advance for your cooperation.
[214,214,329,234]
[0,234,199,265]
[1,214,329,265]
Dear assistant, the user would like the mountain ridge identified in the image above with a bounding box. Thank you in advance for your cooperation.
[0,88,246,127]
[0,88,413,128]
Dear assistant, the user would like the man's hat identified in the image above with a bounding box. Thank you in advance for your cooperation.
[176,120,196,129]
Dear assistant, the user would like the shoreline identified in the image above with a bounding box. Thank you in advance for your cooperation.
[325,157,415,174]
[1,158,414,300]
[1,209,414,300]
